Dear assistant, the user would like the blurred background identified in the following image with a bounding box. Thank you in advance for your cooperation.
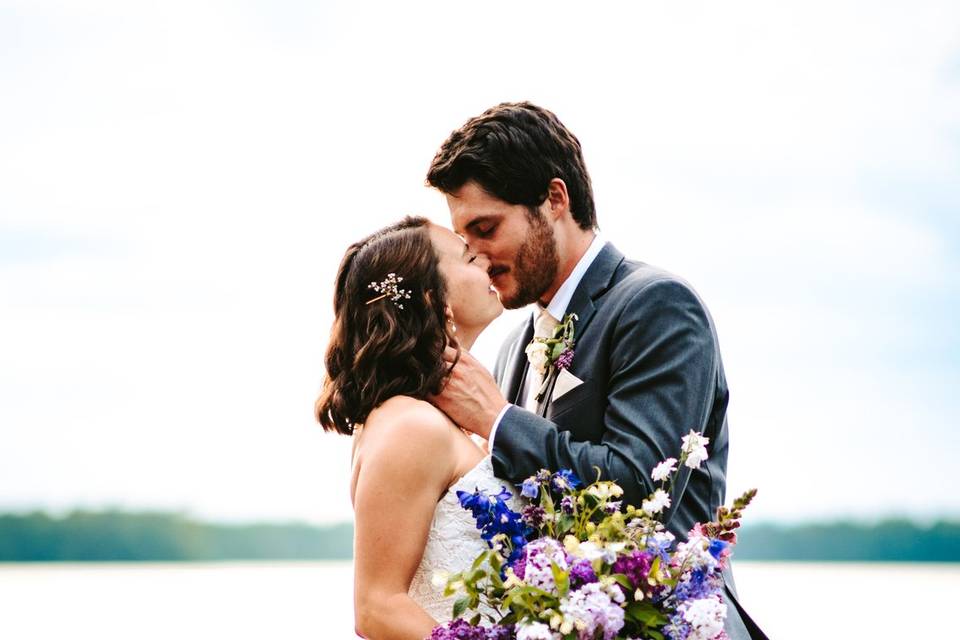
[1,0,958,638]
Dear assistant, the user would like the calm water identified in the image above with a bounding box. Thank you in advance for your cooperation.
[1,561,956,638]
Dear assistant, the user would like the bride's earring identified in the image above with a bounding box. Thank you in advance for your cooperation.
[449,320,457,334]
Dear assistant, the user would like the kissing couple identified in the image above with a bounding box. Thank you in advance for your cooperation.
[317,102,765,640]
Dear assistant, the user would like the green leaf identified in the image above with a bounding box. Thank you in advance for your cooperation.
[471,551,487,571]
[469,613,482,626]
[551,342,565,360]
[550,560,569,597]
[557,513,575,535]
[625,601,669,627]
[610,573,633,590]
[452,596,470,619]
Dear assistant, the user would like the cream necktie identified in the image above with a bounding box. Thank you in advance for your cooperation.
[523,308,560,412]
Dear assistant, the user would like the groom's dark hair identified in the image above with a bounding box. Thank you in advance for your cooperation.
[426,101,597,230]
[315,216,457,435]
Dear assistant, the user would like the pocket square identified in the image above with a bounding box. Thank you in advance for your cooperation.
[552,368,584,401]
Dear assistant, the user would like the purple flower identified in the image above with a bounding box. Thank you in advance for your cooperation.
[521,504,546,528]
[428,619,485,640]
[511,546,528,580]
[483,624,515,640]
[560,495,575,514]
[612,550,653,591]
[429,620,516,640]
[568,558,598,589]
[555,348,575,370]
[604,500,622,514]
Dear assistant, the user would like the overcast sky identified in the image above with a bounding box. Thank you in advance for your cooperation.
[1,0,958,525]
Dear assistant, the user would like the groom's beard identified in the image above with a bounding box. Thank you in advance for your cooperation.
[500,211,558,309]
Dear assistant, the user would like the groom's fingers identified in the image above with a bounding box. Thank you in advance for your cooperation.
[442,346,459,364]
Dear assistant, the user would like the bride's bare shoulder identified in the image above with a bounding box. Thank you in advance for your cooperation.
[359,396,456,457]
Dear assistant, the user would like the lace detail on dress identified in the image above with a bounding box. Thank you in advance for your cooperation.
[407,456,521,625]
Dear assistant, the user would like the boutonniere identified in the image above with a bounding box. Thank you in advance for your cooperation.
[525,312,578,403]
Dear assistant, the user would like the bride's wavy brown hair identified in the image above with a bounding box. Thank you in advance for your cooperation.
[315,216,457,435]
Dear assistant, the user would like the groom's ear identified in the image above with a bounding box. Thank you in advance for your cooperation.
[546,178,571,221]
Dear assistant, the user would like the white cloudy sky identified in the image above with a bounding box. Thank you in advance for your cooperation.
[1,0,958,525]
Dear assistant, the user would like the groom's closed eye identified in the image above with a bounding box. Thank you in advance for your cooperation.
[474,224,497,238]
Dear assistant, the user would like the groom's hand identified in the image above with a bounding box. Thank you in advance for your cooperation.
[430,347,507,440]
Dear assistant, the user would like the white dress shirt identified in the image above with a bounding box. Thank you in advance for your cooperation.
[488,233,605,447]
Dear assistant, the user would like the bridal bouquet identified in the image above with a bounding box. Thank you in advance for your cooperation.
[429,432,755,640]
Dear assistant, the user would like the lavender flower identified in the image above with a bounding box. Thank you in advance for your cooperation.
[428,619,485,640]
[560,495,575,514]
[555,348,574,370]
[429,620,515,640]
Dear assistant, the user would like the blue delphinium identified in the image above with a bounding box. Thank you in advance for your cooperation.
[708,538,730,560]
[456,486,531,565]
[551,469,581,492]
[520,477,539,499]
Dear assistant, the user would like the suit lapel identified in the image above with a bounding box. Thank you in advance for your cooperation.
[501,316,534,404]
[563,242,624,341]
[539,242,625,415]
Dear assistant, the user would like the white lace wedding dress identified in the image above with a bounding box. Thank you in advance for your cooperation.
[407,455,522,624]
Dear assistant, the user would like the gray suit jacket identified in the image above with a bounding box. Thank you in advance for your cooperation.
[491,242,762,640]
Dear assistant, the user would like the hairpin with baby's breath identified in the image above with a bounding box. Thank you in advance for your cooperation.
[366,273,412,309]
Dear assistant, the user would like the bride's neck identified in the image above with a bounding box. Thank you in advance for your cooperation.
[456,327,479,351]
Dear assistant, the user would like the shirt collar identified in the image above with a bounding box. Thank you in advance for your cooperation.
[535,233,605,322]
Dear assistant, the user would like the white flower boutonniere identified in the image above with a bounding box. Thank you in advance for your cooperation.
[525,312,578,403]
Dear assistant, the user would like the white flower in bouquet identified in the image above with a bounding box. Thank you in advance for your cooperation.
[524,341,550,376]
[430,570,449,589]
[587,481,624,500]
[651,457,678,482]
[523,538,568,591]
[681,595,727,640]
[559,582,625,639]
[641,488,671,515]
[516,621,559,640]
[674,532,719,571]
[681,430,710,469]
[569,539,605,562]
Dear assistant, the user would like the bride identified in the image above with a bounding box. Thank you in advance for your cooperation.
[315,216,520,639]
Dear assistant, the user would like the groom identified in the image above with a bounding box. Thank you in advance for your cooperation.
[427,102,765,640]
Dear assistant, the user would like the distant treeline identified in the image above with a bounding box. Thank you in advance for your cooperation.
[735,519,960,562]
[0,510,352,562]
[1,510,958,562]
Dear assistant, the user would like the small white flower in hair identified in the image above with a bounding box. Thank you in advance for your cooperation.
[366,272,412,309]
